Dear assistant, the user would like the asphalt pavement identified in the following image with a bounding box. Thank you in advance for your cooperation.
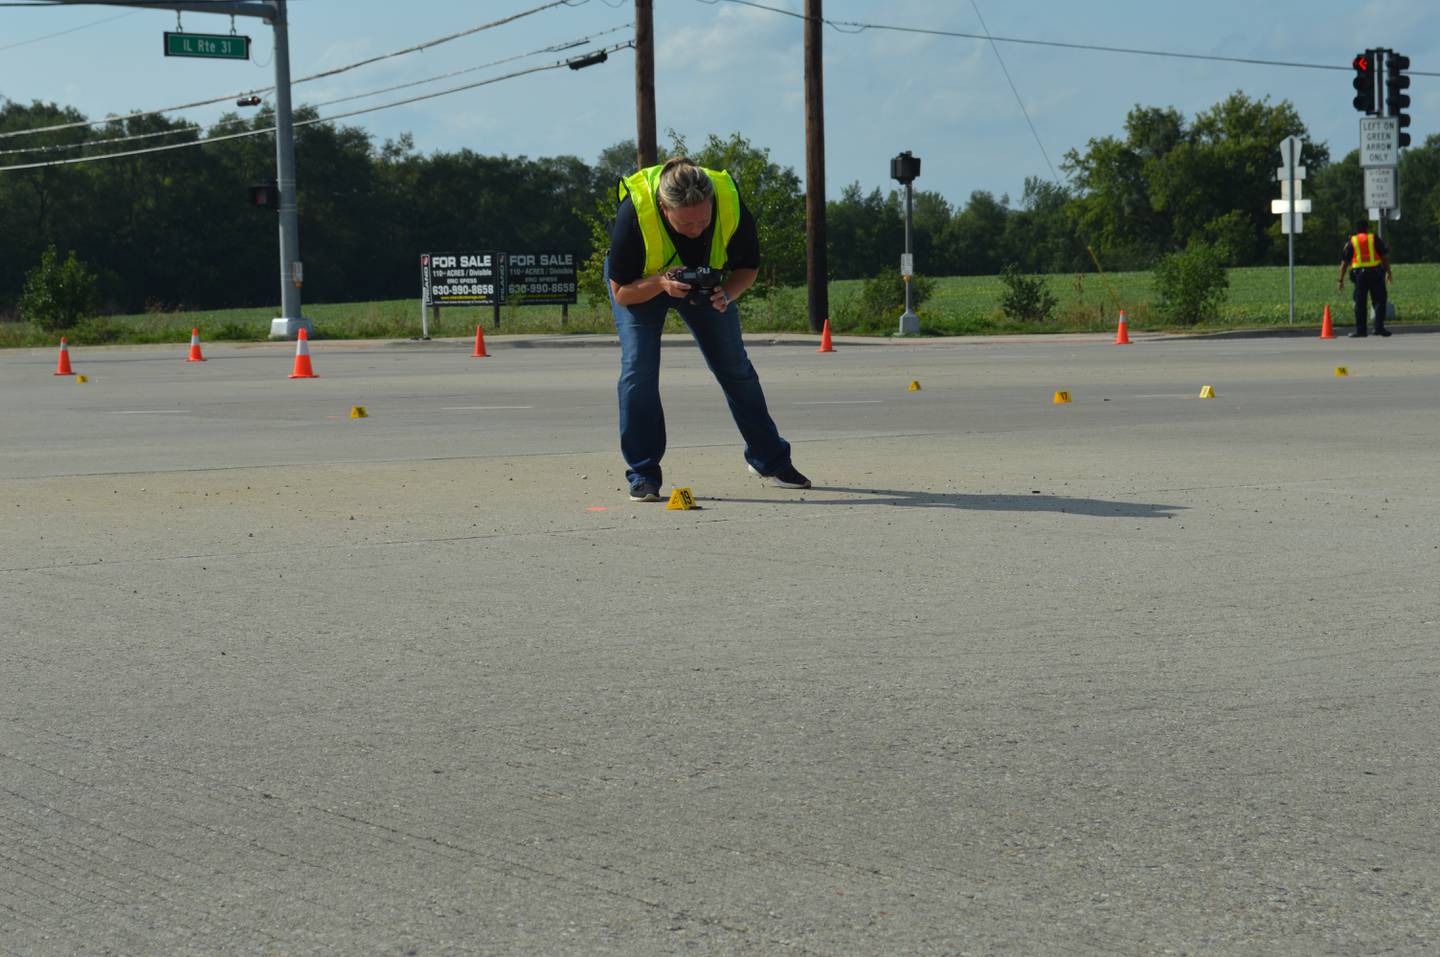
[2,330,1437,955]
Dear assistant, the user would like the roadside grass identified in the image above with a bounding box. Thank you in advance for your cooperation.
[4,263,1438,347]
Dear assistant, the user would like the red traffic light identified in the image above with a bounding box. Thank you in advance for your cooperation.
[248,182,279,210]
[1352,54,1370,71]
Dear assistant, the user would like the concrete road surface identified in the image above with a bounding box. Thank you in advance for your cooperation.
[2,331,1437,956]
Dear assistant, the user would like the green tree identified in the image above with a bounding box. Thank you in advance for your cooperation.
[18,244,100,331]
[826,182,902,279]
[940,190,1010,276]
[1062,94,1325,269]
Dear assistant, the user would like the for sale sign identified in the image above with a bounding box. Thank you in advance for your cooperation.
[421,252,502,306]
[505,252,578,305]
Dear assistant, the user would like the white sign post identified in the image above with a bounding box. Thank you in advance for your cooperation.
[1272,136,1310,325]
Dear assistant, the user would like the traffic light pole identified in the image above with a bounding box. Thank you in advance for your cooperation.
[1377,49,1387,240]
[50,0,307,338]
[267,0,308,339]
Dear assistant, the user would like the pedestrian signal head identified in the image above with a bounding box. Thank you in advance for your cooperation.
[890,150,921,185]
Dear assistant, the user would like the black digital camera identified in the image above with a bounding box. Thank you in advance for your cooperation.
[667,266,724,304]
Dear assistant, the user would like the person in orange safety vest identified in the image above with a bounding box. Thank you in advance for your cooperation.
[1337,219,1394,338]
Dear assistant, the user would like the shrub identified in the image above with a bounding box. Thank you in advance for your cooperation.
[834,269,936,333]
[1152,241,1229,325]
[69,315,122,344]
[18,245,101,332]
[998,263,1058,322]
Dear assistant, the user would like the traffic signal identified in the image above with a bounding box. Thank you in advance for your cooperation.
[248,180,279,211]
[1352,50,1376,114]
[1386,51,1412,148]
[235,94,262,107]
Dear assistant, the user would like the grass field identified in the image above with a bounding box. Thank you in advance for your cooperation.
[4,264,1438,347]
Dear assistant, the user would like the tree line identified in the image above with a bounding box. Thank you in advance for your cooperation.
[2,91,1437,318]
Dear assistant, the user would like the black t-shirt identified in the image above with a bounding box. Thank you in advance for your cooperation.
[1341,233,1389,265]
[607,188,760,286]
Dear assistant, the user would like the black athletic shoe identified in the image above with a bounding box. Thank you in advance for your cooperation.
[747,464,812,489]
[1375,327,1392,337]
[628,482,662,502]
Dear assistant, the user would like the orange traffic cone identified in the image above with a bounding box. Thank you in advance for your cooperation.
[287,328,317,378]
[186,327,206,362]
[1114,310,1131,345]
[53,337,75,376]
[472,325,489,358]
[1320,304,1335,339]
[817,318,835,353]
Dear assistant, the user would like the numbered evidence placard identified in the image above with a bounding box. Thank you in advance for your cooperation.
[504,252,578,305]
[421,252,503,306]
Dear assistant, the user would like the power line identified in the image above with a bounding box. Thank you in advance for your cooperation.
[0,0,595,140]
[697,0,1440,76]
[0,40,635,172]
[967,0,1057,183]
[0,9,133,50]
[0,23,632,156]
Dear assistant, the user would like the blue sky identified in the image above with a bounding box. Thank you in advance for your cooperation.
[1,0,1435,207]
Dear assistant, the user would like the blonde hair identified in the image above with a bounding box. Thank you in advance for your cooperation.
[656,156,713,209]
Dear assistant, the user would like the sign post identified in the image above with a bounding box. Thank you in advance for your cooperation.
[1271,136,1310,325]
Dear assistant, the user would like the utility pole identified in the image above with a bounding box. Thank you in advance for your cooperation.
[634,0,656,169]
[803,0,827,333]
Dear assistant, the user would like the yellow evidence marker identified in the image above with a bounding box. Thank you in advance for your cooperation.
[908,380,922,392]
[350,405,368,418]
[75,375,88,383]
[1198,385,1216,398]
[1052,390,1072,404]
[1335,366,1349,377]
[666,487,699,510]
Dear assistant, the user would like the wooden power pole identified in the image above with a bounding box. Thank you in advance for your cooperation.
[804,0,828,332]
[635,0,657,169]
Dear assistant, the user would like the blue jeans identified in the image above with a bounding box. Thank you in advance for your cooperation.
[605,260,791,489]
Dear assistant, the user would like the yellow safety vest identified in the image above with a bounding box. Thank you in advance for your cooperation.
[1351,232,1381,268]
[617,165,741,277]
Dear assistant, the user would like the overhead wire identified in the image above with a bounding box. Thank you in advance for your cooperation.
[968,0,1058,183]
[0,39,635,172]
[696,0,1440,76]
[0,22,632,157]
[0,8,133,50]
[0,0,596,140]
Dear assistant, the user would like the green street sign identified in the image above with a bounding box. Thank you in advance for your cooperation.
[164,32,250,60]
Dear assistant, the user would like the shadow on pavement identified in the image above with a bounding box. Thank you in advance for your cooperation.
[718,485,1185,518]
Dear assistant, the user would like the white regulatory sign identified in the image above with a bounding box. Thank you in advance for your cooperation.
[1364,167,1397,209]
[1360,117,1399,168]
